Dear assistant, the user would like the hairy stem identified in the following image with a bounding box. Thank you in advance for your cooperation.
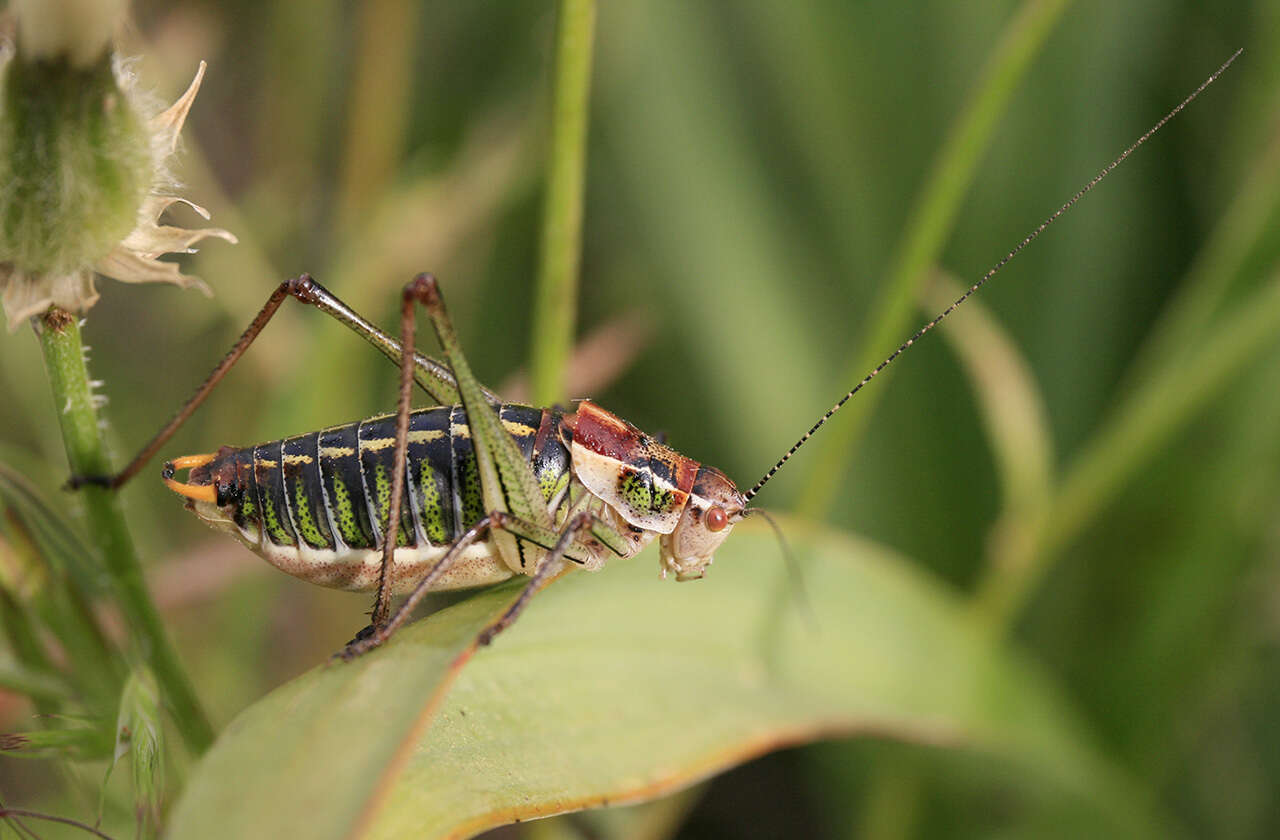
[38,308,213,753]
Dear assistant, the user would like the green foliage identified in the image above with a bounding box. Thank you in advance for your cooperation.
[0,460,121,710]
[108,667,165,838]
[1,1,1277,838]
[169,526,1159,839]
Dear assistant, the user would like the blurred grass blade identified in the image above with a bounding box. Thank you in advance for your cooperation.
[924,271,1054,511]
[921,271,1057,612]
[0,719,113,761]
[1125,113,1280,386]
[0,459,104,590]
[0,588,57,713]
[976,270,1280,629]
[1115,340,1280,778]
[529,0,597,406]
[328,105,534,290]
[107,667,164,837]
[0,657,70,703]
[286,105,535,436]
[335,0,415,237]
[169,524,1162,839]
[0,459,123,707]
[796,0,1074,517]
[861,272,1059,832]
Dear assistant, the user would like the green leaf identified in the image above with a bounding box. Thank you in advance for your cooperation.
[168,523,1157,839]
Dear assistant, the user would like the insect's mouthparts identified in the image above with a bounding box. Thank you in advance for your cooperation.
[162,453,218,503]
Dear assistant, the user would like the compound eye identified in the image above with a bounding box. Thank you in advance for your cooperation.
[705,506,729,532]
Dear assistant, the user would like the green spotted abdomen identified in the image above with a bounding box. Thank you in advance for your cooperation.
[194,404,572,592]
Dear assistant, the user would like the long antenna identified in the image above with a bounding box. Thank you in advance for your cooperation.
[744,48,1242,503]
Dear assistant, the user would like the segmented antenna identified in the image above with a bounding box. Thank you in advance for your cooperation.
[744,49,1242,503]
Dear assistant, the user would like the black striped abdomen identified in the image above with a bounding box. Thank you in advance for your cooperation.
[212,404,572,555]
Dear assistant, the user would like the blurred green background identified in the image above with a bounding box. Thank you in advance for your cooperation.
[2,0,1278,837]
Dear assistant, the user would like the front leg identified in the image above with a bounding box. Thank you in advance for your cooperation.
[476,511,600,647]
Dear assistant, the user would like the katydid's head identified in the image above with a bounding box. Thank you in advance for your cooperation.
[659,464,747,581]
[568,401,746,581]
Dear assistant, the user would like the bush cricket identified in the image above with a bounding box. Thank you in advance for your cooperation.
[76,50,1240,658]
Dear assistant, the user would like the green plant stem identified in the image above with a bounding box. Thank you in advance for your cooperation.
[335,0,413,237]
[529,0,596,407]
[38,308,213,753]
[795,0,1074,518]
[973,272,1280,631]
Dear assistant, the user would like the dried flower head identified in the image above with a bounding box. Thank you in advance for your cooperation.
[0,18,235,331]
